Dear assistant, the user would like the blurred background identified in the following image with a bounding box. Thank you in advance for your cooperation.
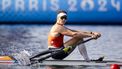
[0,0,122,24]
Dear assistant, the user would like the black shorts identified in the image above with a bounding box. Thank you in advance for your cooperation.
[49,48,68,60]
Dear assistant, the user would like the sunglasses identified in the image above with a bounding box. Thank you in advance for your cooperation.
[60,15,67,20]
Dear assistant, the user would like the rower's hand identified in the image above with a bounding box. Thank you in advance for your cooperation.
[91,32,101,39]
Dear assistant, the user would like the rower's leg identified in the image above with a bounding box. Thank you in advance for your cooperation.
[37,37,85,60]
[50,37,82,60]
[37,49,67,62]
[64,37,90,61]
[36,38,86,61]
[51,49,68,60]
[78,44,90,61]
[64,37,82,53]
[30,50,52,60]
[64,37,81,47]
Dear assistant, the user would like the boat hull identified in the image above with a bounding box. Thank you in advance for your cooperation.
[0,56,122,66]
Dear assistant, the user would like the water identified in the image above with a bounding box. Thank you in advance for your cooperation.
[0,25,122,69]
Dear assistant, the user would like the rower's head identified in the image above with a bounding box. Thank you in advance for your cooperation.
[56,10,67,25]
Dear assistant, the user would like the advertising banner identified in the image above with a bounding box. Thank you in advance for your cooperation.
[0,0,122,23]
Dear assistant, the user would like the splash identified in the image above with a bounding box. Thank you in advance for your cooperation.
[13,50,31,65]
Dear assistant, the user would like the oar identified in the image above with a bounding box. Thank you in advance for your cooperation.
[79,37,94,44]
[30,37,94,65]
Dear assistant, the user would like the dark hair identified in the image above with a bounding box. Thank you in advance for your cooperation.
[57,10,67,14]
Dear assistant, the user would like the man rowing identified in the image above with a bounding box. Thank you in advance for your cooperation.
[30,10,101,62]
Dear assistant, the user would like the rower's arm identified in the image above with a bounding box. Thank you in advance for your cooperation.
[59,26,93,38]
[59,26,77,37]
[66,27,94,37]
[68,28,92,34]
[67,28,101,39]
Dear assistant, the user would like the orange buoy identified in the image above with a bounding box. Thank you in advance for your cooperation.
[110,64,120,69]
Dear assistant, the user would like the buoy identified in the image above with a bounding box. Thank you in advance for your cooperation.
[110,64,120,69]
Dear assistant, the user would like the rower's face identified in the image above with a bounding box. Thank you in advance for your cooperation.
[57,15,67,24]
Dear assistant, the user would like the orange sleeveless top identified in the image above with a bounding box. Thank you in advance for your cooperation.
[48,34,64,48]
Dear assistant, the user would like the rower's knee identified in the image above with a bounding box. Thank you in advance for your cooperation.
[63,46,72,53]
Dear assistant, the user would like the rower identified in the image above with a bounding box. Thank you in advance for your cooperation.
[30,10,101,62]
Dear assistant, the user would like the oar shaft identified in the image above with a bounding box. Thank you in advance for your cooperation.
[81,38,94,44]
